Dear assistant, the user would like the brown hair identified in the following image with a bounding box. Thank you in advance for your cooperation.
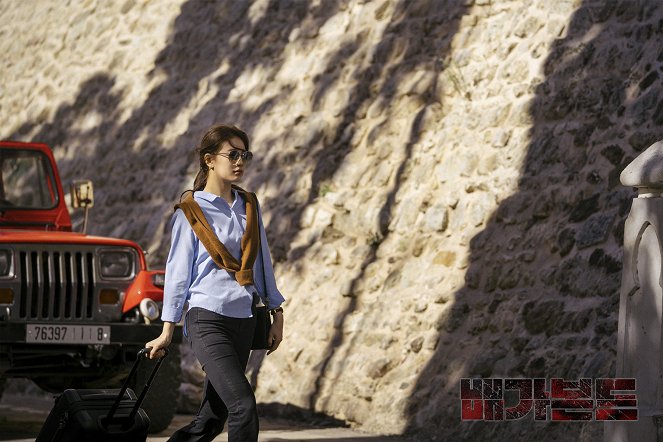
[190,124,250,192]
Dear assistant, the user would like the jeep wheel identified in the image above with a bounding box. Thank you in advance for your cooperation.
[130,346,182,433]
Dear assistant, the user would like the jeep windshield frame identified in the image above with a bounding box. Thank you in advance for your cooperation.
[0,148,59,210]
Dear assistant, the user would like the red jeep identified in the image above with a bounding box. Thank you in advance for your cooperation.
[0,141,181,432]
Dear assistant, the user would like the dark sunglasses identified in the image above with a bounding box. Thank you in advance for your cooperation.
[215,150,253,163]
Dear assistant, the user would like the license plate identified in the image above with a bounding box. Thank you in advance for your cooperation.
[26,324,111,344]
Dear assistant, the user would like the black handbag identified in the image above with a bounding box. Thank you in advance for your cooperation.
[251,197,272,350]
[251,304,271,350]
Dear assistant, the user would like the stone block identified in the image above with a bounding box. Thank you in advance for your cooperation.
[522,300,564,336]
[433,250,456,267]
[575,213,615,249]
[424,204,449,232]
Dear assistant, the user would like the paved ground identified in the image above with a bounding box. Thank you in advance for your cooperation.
[0,393,411,441]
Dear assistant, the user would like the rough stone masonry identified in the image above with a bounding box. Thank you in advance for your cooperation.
[2,0,663,440]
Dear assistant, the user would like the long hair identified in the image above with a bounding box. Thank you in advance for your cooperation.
[186,124,250,197]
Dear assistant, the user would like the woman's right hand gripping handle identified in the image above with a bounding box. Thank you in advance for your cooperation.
[145,321,176,359]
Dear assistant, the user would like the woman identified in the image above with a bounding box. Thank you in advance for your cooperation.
[146,124,285,442]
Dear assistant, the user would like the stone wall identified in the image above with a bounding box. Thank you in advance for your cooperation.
[3,0,663,440]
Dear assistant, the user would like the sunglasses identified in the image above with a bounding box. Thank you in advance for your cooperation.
[214,150,253,163]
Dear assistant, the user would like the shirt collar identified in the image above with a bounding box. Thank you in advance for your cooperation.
[195,189,240,204]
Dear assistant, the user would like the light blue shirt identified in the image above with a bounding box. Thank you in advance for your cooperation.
[161,190,285,323]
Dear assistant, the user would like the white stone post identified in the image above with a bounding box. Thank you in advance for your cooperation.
[606,141,663,442]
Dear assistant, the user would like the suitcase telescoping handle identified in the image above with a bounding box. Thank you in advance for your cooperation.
[105,347,169,425]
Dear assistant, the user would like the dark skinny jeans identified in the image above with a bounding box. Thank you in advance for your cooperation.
[168,307,258,442]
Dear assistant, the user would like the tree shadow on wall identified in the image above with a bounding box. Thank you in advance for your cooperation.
[5,0,352,413]
[1,0,322,393]
[6,0,343,249]
[404,2,663,441]
[9,74,124,229]
[256,0,469,265]
[245,0,470,411]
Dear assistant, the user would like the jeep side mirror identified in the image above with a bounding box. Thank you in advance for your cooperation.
[70,180,94,233]
[71,180,94,208]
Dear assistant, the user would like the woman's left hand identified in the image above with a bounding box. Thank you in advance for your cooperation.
[267,312,283,355]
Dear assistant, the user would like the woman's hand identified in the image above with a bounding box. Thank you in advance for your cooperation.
[146,322,176,359]
[267,312,283,355]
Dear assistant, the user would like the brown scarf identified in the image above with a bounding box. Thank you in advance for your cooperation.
[174,185,260,286]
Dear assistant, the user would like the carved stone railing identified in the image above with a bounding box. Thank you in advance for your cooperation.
[607,140,663,442]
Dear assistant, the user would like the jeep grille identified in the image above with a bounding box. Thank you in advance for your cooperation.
[19,250,95,320]
[4,244,137,323]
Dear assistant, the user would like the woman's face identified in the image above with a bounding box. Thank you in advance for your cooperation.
[205,136,250,183]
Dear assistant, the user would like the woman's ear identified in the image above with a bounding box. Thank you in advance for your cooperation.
[204,154,213,170]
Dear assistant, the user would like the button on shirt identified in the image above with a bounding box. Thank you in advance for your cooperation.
[161,190,285,323]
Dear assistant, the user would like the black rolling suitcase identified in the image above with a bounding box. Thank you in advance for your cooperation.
[35,348,168,442]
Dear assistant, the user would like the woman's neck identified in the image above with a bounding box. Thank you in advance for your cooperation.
[203,179,234,204]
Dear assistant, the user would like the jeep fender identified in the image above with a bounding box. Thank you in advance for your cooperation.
[123,270,165,313]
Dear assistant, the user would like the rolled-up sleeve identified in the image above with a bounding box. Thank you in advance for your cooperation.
[161,209,196,323]
[254,205,285,310]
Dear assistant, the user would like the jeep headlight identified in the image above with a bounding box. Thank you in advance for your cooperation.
[139,298,160,321]
[0,249,12,276]
[99,251,133,278]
